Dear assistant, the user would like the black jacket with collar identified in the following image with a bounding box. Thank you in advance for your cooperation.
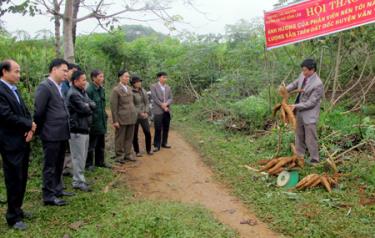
[66,85,96,134]
[0,80,32,151]
[34,79,70,141]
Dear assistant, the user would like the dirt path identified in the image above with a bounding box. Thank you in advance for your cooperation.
[122,130,280,238]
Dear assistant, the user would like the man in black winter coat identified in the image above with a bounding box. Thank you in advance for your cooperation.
[66,70,96,192]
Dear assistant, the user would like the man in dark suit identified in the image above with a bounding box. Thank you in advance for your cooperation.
[34,58,73,206]
[150,72,173,152]
[0,59,36,230]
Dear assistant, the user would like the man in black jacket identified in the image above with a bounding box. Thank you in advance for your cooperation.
[62,63,81,177]
[0,59,36,230]
[66,71,95,192]
[34,59,73,206]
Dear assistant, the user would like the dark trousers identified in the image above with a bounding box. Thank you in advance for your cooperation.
[153,112,171,149]
[133,118,152,153]
[41,141,66,202]
[86,134,105,167]
[0,147,30,225]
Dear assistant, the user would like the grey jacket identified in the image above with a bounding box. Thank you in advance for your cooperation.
[150,83,173,115]
[286,73,324,124]
[132,87,150,119]
[34,79,70,141]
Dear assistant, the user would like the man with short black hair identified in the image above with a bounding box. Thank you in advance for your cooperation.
[151,72,173,152]
[61,63,80,98]
[86,69,109,170]
[67,70,96,192]
[62,63,81,177]
[34,58,73,206]
[287,58,324,164]
[110,70,137,163]
[0,59,36,230]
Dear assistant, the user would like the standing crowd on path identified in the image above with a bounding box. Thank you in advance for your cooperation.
[0,58,173,230]
[0,57,323,231]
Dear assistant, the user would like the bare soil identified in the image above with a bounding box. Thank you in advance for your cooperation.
[118,130,280,238]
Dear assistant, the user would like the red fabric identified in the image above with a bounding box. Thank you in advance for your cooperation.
[265,0,375,49]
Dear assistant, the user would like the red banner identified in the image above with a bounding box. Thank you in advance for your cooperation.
[264,0,375,49]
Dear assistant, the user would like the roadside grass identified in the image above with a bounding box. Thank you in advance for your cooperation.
[174,105,375,238]
[0,141,237,238]
[76,201,237,238]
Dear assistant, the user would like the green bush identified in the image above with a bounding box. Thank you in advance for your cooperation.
[231,96,269,132]
[361,104,375,116]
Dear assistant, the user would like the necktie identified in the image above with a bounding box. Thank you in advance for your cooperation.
[13,88,21,104]
[163,88,166,103]
[295,77,308,104]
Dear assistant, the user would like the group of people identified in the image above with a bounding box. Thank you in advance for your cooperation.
[0,57,324,231]
[110,70,173,164]
[0,58,173,230]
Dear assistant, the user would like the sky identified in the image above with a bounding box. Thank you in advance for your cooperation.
[1,0,276,37]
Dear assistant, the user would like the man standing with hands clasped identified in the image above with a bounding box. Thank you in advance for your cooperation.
[110,70,137,164]
[0,60,36,230]
[151,72,173,152]
[286,59,324,165]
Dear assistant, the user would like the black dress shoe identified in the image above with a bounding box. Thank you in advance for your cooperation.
[309,159,320,167]
[86,165,96,172]
[115,159,125,164]
[73,183,92,192]
[56,191,75,197]
[44,198,67,206]
[97,163,112,169]
[162,144,172,149]
[125,157,137,162]
[12,221,27,230]
[62,171,73,177]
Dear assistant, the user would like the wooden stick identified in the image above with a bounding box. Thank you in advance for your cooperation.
[333,141,368,161]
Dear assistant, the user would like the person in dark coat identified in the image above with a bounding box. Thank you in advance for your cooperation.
[62,63,80,177]
[0,59,36,230]
[66,70,96,191]
[34,58,73,206]
[86,69,110,170]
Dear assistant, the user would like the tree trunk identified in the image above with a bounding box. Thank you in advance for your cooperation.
[331,33,342,105]
[72,0,80,46]
[63,0,75,63]
[53,0,61,57]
